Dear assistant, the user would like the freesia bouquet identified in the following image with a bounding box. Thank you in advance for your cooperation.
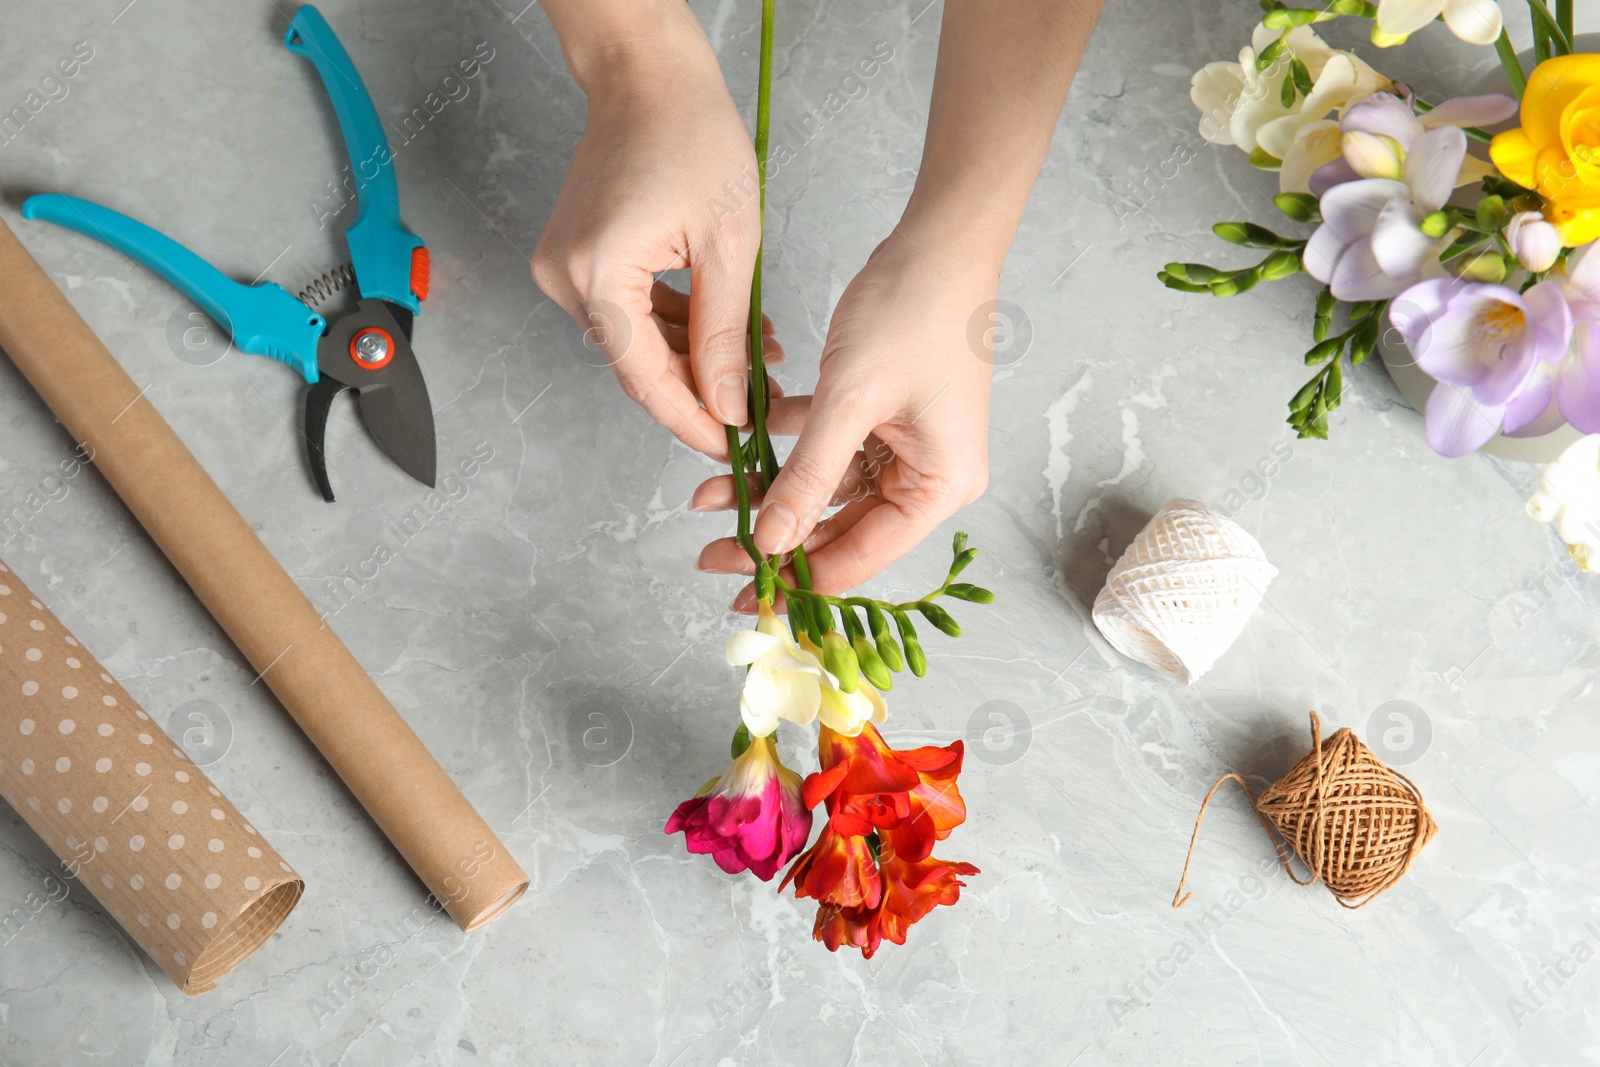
[665,0,989,957]
[1167,0,1600,459]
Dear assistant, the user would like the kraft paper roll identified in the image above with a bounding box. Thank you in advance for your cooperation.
[0,218,527,931]
[0,560,302,994]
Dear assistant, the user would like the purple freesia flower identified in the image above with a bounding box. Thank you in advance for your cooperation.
[1302,125,1464,300]
[1499,243,1600,438]
[1310,91,1516,196]
[666,733,812,880]
[1391,277,1573,456]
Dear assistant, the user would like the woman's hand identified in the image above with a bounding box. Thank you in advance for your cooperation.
[532,12,763,460]
[691,232,996,607]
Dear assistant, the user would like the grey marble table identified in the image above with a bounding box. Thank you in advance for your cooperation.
[0,1,1596,1064]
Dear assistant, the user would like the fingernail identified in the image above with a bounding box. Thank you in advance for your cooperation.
[754,501,797,555]
[730,587,757,613]
[694,545,716,571]
[689,499,720,512]
[714,374,748,427]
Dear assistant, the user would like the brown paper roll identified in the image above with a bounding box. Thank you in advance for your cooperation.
[0,218,528,931]
[0,560,302,994]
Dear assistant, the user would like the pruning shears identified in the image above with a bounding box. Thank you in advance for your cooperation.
[22,5,435,502]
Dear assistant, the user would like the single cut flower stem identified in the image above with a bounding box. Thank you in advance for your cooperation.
[746,0,776,495]
[1495,30,1527,98]
[741,0,818,599]
[727,426,763,568]
[1558,0,1574,42]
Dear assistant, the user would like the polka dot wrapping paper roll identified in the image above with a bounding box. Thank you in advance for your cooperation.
[0,560,302,994]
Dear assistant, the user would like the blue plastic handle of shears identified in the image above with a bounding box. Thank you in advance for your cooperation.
[21,194,325,384]
[285,6,424,314]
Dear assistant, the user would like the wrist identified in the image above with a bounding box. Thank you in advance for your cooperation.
[896,190,1016,283]
[543,0,720,99]
[896,195,1004,286]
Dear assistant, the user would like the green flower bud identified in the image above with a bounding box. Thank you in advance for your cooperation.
[1289,377,1321,413]
[904,635,927,677]
[1261,249,1302,280]
[821,632,858,693]
[875,632,905,672]
[852,635,892,690]
[1475,195,1505,231]
[1419,211,1451,238]
[1159,271,1211,294]
[1457,250,1507,283]
[1210,278,1240,297]
[1275,192,1322,224]
[918,602,962,638]
[945,583,996,604]
[1304,337,1341,365]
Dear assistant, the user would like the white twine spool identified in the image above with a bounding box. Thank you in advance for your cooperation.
[1092,499,1277,684]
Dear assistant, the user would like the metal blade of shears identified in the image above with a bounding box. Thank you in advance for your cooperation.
[310,299,436,499]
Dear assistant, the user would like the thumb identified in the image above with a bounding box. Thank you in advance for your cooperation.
[688,229,760,427]
[754,395,879,556]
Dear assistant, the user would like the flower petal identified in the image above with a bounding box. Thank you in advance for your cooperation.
[1191,62,1247,146]
[1567,245,1600,304]
[1318,177,1412,241]
[1558,326,1600,432]
[726,629,780,666]
[1331,238,1410,301]
[1424,380,1505,457]
[1418,93,1517,129]
[1403,126,1467,211]
[1522,279,1574,360]
[1377,0,1446,38]
[1441,0,1504,46]
[1489,128,1539,189]
[1390,278,1456,351]
[1502,362,1558,435]
[742,664,822,733]
[1341,92,1424,143]
[1370,199,1432,278]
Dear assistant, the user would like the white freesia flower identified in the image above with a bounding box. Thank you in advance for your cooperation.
[1528,435,1600,570]
[725,605,829,736]
[789,633,889,737]
[1375,0,1503,47]
[1190,23,1389,193]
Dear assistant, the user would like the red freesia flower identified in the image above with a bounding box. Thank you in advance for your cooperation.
[806,723,967,860]
[782,823,880,909]
[782,723,977,957]
[666,734,812,881]
[810,842,980,959]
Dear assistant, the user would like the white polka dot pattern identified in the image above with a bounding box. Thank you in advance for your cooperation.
[0,562,302,995]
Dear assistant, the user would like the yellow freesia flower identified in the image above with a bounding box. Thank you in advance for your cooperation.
[1490,55,1600,247]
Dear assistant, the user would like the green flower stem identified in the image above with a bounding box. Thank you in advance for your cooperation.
[773,576,959,618]
[1558,0,1574,43]
[727,426,763,569]
[746,0,777,495]
[1496,30,1527,98]
[1527,0,1570,57]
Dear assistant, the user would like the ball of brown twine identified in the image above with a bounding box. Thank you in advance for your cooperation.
[1172,711,1437,910]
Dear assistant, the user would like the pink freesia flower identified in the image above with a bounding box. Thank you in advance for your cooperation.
[666,734,812,880]
[1390,277,1573,456]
